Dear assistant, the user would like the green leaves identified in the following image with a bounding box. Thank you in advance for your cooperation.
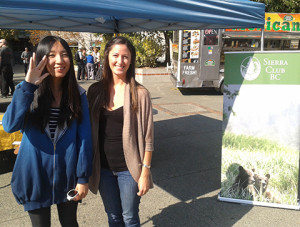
[253,0,300,13]
[0,29,20,40]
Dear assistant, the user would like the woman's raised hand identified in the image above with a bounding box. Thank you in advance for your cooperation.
[25,53,49,85]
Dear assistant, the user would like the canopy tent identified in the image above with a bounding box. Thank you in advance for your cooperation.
[0,0,265,33]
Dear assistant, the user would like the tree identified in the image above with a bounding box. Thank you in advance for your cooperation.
[26,30,51,46]
[26,30,99,49]
[51,31,86,48]
[0,29,20,40]
[129,32,165,67]
[253,0,300,13]
[162,31,173,65]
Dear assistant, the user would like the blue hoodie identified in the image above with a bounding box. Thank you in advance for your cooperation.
[2,81,93,211]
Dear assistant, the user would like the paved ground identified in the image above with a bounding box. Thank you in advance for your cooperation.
[0,64,299,226]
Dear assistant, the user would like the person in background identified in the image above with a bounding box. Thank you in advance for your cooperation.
[21,47,32,76]
[2,36,93,227]
[93,48,102,80]
[75,47,86,80]
[81,48,87,80]
[86,50,94,80]
[87,36,154,227]
[0,39,15,98]
[93,47,100,70]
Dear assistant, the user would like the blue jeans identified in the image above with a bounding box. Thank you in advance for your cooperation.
[99,168,141,227]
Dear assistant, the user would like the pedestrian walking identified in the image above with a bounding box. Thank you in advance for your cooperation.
[21,47,32,76]
[93,47,100,74]
[86,50,94,80]
[75,47,86,80]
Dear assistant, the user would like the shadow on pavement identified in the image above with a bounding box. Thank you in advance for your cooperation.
[150,114,253,226]
[148,195,254,227]
[179,87,222,96]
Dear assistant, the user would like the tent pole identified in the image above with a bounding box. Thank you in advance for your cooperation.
[178,30,183,82]
[261,28,264,51]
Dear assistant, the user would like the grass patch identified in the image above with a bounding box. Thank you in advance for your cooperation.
[221,132,299,205]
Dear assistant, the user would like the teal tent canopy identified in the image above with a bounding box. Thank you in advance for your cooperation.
[0,0,265,33]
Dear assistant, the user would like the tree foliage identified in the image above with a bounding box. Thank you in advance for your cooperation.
[131,32,165,68]
[0,29,20,40]
[162,31,173,65]
[26,30,94,49]
[26,30,51,46]
[253,0,300,13]
[51,31,85,46]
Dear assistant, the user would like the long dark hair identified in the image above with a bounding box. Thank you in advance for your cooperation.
[88,36,140,114]
[30,36,82,131]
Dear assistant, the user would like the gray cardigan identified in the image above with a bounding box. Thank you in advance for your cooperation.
[88,82,154,194]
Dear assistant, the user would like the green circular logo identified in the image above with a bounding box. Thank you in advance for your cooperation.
[240,56,261,81]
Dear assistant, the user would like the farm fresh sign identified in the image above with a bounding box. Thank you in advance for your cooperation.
[225,13,300,33]
[220,51,300,210]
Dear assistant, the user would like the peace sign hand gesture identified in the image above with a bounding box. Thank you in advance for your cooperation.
[25,53,49,85]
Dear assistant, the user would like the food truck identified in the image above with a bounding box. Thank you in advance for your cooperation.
[222,13,300,53]
[168,29,224,93]
[168,13,300,94]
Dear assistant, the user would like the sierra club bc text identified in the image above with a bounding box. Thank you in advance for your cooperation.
[263,58,288,80]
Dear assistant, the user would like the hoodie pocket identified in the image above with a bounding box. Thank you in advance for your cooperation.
[10,146,49,204]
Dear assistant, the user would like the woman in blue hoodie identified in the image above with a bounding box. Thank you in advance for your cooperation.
[2,36,93,227]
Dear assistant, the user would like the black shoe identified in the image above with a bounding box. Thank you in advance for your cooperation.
[1,95,7,98]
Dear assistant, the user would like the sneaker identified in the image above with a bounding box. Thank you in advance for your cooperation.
[1,95,7,98]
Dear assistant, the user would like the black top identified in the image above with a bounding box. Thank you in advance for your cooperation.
[99,106,127,172]
[0,46,13,66]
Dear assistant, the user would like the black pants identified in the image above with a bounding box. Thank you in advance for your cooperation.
[28,201,79,227]
[24,63,29,75]
[0,64,14,96]
[77,63,85,80]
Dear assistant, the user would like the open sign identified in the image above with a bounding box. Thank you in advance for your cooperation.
[204,29,218,35]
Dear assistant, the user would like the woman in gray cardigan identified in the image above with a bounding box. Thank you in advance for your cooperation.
[87,36,154,227]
